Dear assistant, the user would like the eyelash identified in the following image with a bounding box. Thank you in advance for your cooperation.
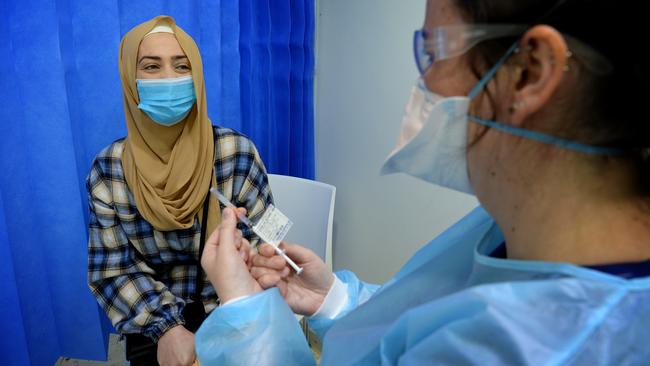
[141,64,191,71]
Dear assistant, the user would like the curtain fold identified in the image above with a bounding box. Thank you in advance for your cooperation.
[238,0,315,177]
[0,0,315,364]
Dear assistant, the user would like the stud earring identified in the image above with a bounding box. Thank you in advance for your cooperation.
[513,45,532,54]
[563,50,573,72]
[551,50,573,72]
[508,101,525,114]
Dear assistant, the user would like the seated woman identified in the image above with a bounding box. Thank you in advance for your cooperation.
[195,0,650,364]
[86,16,272,366]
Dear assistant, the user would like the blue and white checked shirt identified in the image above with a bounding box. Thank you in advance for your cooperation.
[87,126,273,341]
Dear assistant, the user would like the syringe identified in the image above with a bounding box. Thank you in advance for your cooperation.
[210,188,303,275]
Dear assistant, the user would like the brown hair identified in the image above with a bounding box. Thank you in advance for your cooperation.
[454,0,650,194]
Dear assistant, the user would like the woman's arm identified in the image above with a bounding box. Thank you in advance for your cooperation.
[86,160,185,342]
[196,207,316,365]
[195,288,315,365]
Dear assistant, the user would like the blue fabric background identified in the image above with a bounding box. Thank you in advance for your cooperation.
[0,0,315,364]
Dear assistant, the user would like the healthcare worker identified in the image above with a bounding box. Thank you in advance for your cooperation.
[196,0,650,364]
[86,16,272,366]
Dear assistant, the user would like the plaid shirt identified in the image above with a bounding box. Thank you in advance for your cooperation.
[87,126,273,342]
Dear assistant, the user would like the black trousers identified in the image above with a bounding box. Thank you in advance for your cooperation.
[125,333,159,366]
[125,302,206,366]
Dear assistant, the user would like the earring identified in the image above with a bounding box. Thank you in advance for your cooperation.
[563,50,573,72]
[513,45,532,54]
[551,50,573,72]
[508,101,524,114]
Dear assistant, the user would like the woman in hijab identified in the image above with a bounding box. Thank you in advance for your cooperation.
[86,16,273,366]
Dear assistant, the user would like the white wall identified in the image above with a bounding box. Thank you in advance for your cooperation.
[314,0,479,283]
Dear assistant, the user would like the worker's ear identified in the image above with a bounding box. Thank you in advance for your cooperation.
[508,25,569,127]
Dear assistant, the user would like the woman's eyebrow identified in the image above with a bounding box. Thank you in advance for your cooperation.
[138,55,161,64]
[138,55,187,64]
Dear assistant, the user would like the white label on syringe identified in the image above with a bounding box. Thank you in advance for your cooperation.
[252,204,293,245]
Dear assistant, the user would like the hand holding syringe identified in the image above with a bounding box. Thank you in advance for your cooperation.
[210,188,303,275]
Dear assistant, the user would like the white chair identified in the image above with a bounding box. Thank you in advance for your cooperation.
[267,174,336,269]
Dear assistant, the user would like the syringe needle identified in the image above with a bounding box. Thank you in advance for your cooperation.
[210,188,254,227]
[209,187,303,274]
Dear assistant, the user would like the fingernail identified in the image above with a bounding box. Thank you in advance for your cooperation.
[224,208,232,220]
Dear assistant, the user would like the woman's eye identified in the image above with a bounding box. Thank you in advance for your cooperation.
[176,64,191,71]
[143,64,159,71]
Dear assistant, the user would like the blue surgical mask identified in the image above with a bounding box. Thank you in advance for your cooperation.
[136,76,196,126]
[382,42,622,194]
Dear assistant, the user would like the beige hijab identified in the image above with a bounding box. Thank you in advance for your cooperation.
[119,15,220,235]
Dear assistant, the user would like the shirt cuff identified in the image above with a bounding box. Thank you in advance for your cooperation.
[146,312,185,343]
[310,276,348,319]
[222,295,251,306]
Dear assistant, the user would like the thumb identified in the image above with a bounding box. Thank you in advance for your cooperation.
[217,208,240,252]
[258,243,277,257]
[221,207,238,228]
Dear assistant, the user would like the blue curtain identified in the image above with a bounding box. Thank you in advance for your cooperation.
[0,0,315,364]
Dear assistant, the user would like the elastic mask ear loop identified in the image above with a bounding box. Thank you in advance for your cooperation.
[466,42,625,156]
[468,42,520,100]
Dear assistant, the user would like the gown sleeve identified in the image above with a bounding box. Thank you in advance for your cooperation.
[194,270,381,366]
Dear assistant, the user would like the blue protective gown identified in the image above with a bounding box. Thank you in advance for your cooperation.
[195,207,650,365]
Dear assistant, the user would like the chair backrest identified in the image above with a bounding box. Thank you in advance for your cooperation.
[267,174,336,268]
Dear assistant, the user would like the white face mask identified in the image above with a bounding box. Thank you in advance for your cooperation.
[381,43,622,196]
[381,79,474,194]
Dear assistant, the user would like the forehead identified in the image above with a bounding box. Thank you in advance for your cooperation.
[138,33,185,56]
[424,0,465,27]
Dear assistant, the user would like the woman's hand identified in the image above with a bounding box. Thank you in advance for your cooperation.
[201,207,261,304]
[157,325,196,366]
[250,242,335,315]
